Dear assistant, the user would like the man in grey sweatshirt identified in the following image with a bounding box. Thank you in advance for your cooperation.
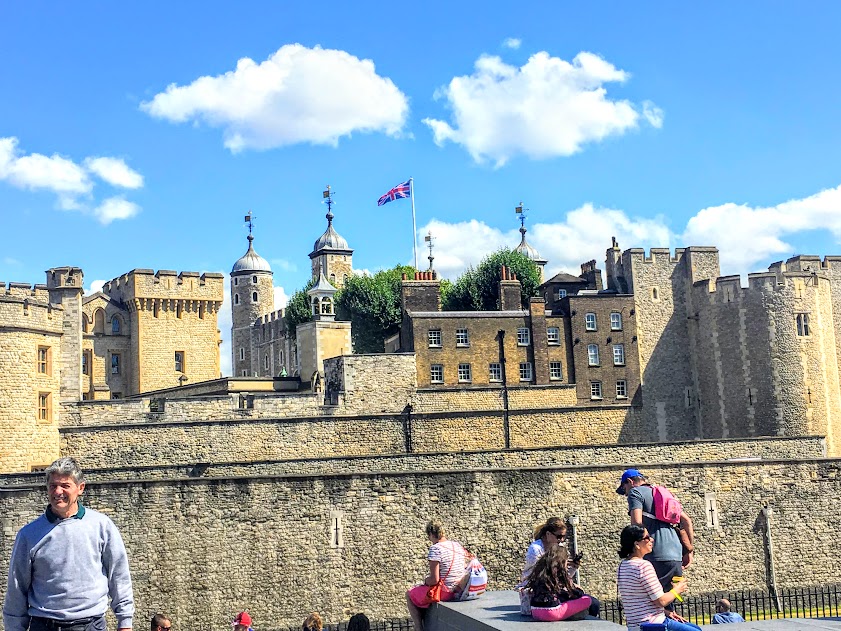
[3,457,134,631]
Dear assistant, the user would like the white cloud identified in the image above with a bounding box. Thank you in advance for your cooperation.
[270,258,297,272]
[423,204,672,281]
[273,286,288,311]
[84,157,144,189]
[93,197,141,224]
[642,100,664,128]
[0,137,91,194]
[423,51,650,167]
[503,38,521,50]
[141,44,409,152]
[682,184,841,274]
[0,137,143,223]
[85,279,106,295]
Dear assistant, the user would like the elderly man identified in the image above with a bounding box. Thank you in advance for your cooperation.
[3,456,134,631]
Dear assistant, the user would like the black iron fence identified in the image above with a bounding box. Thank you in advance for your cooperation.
[603,584,841,626]
[280,618,413,631]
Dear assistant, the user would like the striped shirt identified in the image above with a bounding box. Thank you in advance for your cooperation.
[617,558,666,631]
[428,540,468,590]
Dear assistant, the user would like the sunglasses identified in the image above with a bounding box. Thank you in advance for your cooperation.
[639,534,653,542]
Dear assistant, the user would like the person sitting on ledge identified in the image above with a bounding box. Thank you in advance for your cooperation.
[518,517,567,615]
[617,525,699,631]
[525,545,592,622]
[301,612,322,631]
[346,613,370,631]
[712,599,744,624]
[406,521,469,631]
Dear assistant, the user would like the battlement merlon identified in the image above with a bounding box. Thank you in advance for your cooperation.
[622,246,720,287]
[2,282,52,303]
[101,269,225,302]
[45,267,84,292]
[692,270,830,296]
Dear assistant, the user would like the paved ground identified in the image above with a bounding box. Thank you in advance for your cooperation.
[426,591,841,631]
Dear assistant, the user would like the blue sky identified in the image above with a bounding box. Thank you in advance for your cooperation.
[3,3,841,373]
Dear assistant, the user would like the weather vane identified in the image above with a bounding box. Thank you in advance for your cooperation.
[244,211,254,236]
[322,185,335,215]
[515,202,528,229]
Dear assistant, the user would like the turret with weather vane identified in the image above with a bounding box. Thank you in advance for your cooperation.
[309,185,354,289]
[514,201,547,283]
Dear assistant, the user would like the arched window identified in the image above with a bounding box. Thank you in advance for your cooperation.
[111,316,121,334]
[321,297,333,314]
[311,297,319,315]
[330,273,336,284]
[252,292,258,302]
[82,314,90,333]
[93,309,105,334]
[252,275,258,284]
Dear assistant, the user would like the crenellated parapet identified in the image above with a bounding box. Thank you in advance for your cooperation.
[102,269,224,315]
[0,283,63,332]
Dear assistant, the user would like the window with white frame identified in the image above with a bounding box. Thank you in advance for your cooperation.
[489,363,502,382]
[797,313,810,337]
[252,291,258,302]
[519,362,533,381]
[517,327,530,345]
[585,313,597,331]
[458,363,472,382]
[252,275,258,284]
[616,380,628,399]
[175,351,185,373]
[557,288,567,300]
[428,329,442,347]
[547,327,560,345]
[587,344,600,366]
[456,328,469,347]
[430,364,444,383]
[549,361,563,380]
[590,381,603,399]
[610,312,622,331]
[613,344,625,366]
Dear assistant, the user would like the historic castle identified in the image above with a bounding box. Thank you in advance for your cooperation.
[2,193,841,628]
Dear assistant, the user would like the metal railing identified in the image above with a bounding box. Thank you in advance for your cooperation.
[603,584,841,626]
[280,618,414,631]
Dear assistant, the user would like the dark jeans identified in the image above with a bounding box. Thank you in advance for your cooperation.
[587,595,601,618]
[649,558,683,612]
[30,616,105,631]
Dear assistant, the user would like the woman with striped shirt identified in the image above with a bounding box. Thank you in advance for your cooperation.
[617,525,699,631]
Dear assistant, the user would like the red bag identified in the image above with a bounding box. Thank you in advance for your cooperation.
[427,581,444,602]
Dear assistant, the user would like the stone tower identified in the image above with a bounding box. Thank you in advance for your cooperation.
[46,266,84,403]
[309,194,353,289]
[231,233,274,377]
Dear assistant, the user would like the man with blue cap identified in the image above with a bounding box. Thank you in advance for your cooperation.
[616,469,695,613]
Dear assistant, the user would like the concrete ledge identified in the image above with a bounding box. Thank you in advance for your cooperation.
[426,591,622,630]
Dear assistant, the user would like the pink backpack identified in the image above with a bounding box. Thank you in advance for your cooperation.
[644,485,682,525]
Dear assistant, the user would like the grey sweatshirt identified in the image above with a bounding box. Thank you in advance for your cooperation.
[3,505,134,631]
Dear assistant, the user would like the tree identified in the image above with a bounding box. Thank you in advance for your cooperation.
[335,264,416,354]
[442,249,541,311]
[283,278,315,339]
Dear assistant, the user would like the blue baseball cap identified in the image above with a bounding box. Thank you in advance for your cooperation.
[616,468,643,494]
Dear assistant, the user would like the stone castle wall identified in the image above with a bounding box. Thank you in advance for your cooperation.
[1,457,838,629]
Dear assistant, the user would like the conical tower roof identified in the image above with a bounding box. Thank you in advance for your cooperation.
[232,235,272,273]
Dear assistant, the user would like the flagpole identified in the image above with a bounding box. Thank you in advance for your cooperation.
[410,177,418,270]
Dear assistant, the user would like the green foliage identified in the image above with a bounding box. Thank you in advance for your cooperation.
[442,249,541,311]
[335,264,417,354]
[283,278,315,338]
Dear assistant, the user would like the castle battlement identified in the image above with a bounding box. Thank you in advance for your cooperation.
[0,294,62,330]
[692,269,827,298]
[258,309,284,326]
[102,269,225,302]
[1,282,51,303]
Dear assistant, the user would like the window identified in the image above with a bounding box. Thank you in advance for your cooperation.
[111,317,121,334]
[234,277,239,286]
[652,287,659,300]
[557,288,567,300]
[585,313,597,331]
[613,344,625,366]
[153,302,159,318]
[38,392,51,421]
[587,344,600,366]
[239,348,245,361]
[82,314,90,333]
[517,327,530,345]
[458,363,472,382]
[549,361,563,381]
[37,346,50,375]
[81,352,90,375]
[428,329,442,348]
[264,354,269,370]
[590,381,603,400]
[112,392,123,400]
[110,353,120,375]
[241,370,248,377]
[252,291,258,302]
[489,363,502,382]
[456,328,469,347]
[252,275,257,284]
[175,351,185,373]
[234,294,240,305]
[547,327,560,345]
[797,313,810,337]
[616,380,628,399]
[430,364,444,383]
[610,312,622,331]
[176,303,182,319]
[519,362,533,381]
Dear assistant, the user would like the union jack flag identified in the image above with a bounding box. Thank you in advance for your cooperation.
[377,180,411,206]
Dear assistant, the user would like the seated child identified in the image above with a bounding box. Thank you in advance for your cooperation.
[525,545,592,622]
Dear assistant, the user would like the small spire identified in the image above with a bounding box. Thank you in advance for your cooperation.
[515,201,527,229]
[424,231,435,271]
[244,211,255,244]
[323,185,334,224]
